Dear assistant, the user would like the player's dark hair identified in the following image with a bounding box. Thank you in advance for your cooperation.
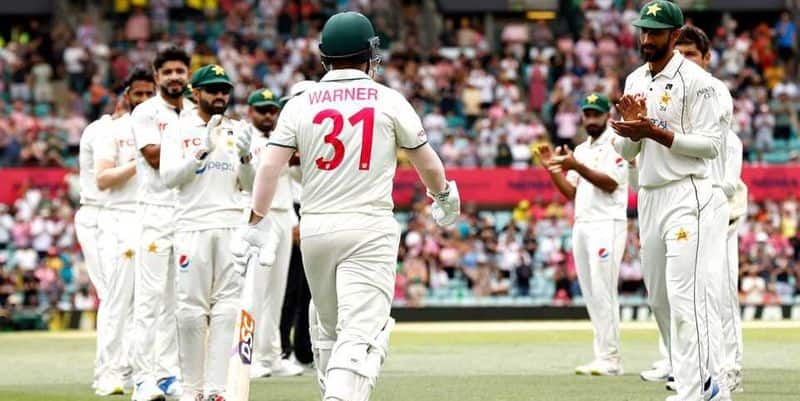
[124,68,155,89]
[676,26,710,56]
[153,46,190,71]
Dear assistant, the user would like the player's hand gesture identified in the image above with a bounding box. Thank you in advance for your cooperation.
[616,94,647,121]
[549,146,578,172]
[610,118,652,142]
[536,144,554,165]
[428,180,461,227]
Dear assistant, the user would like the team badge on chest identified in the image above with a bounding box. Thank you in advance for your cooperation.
[658,91,671,112]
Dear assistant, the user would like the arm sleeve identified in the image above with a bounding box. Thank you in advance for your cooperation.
[598,146,628,185]
[160,123,203,189]
[670,78,721,159]
[393,94,428,149]
[722,134,743,198]
[565,170,579,186]
[612,135,642,161]
[93,121,117,164]
[131,106,160,150]
[268,101,298,149]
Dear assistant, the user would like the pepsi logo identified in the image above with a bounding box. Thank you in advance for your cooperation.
[179,255,189,270]
[598,248,609,259]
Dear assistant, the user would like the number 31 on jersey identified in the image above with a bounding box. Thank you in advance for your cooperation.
[313,107,374,171]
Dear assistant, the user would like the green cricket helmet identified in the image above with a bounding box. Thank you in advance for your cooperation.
[318,11,381,70]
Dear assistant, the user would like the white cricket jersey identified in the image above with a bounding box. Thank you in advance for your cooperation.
[618,50,722,188]
[160,110,250,231]
[78,115,111,206]
[269,69,427,216]
[131,95,195,206]
[709,75,733,188]
[94,113,138,211]
[566,128,629,222]
[249,128,293,211]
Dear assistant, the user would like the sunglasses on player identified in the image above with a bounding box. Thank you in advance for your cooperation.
[201,84,232,95]
[254,105,279,114]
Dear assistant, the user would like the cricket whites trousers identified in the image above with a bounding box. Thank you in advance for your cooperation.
[132,203,180,385]
[572,219,627,364]
[253,209,294,369]
[639,176,714,401]
[706,187,730,393]
[75,204,107,386]
[301,213,399,401]
[96,207,138,382]
[173,227,242,396]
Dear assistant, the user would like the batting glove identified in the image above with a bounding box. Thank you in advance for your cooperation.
[231,217,276,274]
[428,180,460,227]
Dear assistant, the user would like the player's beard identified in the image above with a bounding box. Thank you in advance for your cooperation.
[586,124,605,138]
[160,81,186,99]
[640,42,670,62]
[256,120,274,135]
[200,98,229,115]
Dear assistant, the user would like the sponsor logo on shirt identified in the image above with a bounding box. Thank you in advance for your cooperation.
[179,254,189,271]
[696,86,716,100]
[648,118,668,129]
[195,160,235,175]
[598,248,609,259]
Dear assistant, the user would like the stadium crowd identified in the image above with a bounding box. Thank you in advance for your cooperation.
[1,1,799,325]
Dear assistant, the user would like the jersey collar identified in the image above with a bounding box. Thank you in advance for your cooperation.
[155,93,196,115]
[646,50,685,80]
[320,69,371,82]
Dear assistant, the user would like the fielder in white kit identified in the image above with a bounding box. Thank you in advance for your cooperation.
[92,69,157,396]
[75,114,111,393]
[244,88,305,378]
[160,64,255,401]
[539,93,629,376]
[233,12,460,401]
[611,2,723,400]
[130,46,194,401]
[721,175,746,394]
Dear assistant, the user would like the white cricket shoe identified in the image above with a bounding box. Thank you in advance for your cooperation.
[132,379,166,401]
[575,360,623,376]
[666,376,676,391]
[157,376,182,399]
[95,377,125,396]
[589,360,624,376]
[250,363,272,379]
[641,359,671,382]
[271,357,304,377]
[665,378,722,401]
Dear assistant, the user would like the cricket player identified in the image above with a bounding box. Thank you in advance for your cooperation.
[160,64,255,401]
[279,80,317,369]
[611,2,723,400]
[75,114,111,394]
[233,11,460,401]
[244,88,305,378]
[722,176,746,393]
[539,93,628,376]
[91,69,156,395]
[130,46,194,401]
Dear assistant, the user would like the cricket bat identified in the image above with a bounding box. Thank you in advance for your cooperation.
[226,253,259,401]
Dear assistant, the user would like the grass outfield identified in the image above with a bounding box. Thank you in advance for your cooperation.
[1,321,799,401]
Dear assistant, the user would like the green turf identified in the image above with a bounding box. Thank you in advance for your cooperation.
[1,324,798,401]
